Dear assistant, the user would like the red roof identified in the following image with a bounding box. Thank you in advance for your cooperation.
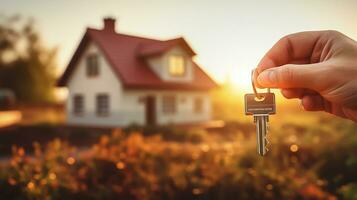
[138,38,196,57]
[58,27,218,90]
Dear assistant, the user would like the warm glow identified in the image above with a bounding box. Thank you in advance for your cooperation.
[18,147,25,157]
[27,182,35,190]
[55,88,68,103]
[290,144,299,152]
[0,111,22,128]
[49,173,57,180]
[227,68,255,92]
[169,55,185,76]
[67,157,76,165]
[116,161,125,170]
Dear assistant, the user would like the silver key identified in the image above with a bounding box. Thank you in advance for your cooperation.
[254,114,269,155]
[245,92,276,156]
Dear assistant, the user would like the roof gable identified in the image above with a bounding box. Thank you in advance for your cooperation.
[58,28,218,90]
[138,38,196,57]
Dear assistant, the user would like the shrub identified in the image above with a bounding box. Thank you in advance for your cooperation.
[0,116,356,199]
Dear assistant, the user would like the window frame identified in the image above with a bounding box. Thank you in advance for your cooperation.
[162,95,177,114]
[73,94,84,116]
[168,55,186,77]
[86,54,99,77]
[96,94,110,117]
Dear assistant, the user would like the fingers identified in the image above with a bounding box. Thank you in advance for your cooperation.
[257,63,324,91]
[299,95,349,119]
[280,89,325,111]
[257,31,324,73]
[281,89,303,99]
[301,95,325,111]
[281,88,317,99]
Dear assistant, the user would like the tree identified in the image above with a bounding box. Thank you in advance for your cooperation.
[0,14,57,103]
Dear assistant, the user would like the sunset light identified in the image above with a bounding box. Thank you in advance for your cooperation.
[4,1,357,91]
[1,1,356,199]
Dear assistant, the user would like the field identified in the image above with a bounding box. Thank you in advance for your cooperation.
[0,88,356,200]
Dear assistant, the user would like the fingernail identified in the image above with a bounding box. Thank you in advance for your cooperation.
[257,70,277,86]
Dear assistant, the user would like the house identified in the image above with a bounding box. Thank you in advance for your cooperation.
[58,18,218,127]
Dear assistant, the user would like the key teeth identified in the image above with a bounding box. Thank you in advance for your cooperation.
[265,132,270,153]
[254,114,271,156]
[265,137,270,144]
[265,138,269,153]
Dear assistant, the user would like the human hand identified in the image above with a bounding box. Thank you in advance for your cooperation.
[255,30,357,122]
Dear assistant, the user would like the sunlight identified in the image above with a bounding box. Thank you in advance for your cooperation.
[223,67,256,93]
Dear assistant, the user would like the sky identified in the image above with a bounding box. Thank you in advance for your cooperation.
[1,0,357,90]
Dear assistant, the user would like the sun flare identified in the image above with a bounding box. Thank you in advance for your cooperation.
[224,68,255,93]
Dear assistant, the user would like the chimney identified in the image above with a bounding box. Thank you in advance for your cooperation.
[103,17,116,33]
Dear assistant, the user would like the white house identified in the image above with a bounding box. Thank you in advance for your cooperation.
[58,18,218,127]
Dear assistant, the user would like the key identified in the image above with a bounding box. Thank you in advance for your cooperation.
[245,92,276,156]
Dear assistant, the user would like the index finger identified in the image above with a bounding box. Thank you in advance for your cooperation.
[256,31,324,74]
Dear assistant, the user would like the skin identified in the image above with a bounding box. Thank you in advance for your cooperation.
[254,30,357,122]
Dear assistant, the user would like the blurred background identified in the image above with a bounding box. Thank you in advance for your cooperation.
[0,0,356,199]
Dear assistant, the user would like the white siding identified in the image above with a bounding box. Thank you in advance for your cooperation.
[66,42,124,127]
[147,55,165,79]
[121,90,211,125]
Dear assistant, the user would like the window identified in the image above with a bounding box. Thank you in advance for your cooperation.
[194,97,203,113]
[73,94,84,115]
[162,96,176,114]
[86,54,99,77]
[169,55,185,76]
[96,94,109,116]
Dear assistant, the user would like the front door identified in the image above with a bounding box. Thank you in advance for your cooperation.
[145,96,156,125]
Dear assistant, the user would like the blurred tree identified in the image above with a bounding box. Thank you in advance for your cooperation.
[0,14,57,103]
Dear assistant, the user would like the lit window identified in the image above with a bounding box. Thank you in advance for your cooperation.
[194,97,203,113]
[96,94,109,116]
[73,94,84,115]
[162,96,176,114]
[86,54,99,77]
[169,55,185,76]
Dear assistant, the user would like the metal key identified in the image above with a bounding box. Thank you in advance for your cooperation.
[245,69,276,156]
[245,92,276,156]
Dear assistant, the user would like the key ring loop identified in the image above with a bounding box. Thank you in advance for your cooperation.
[251,69,270,100]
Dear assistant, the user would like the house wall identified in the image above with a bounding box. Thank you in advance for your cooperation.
[155,91,211,124]
[147,46,193,82]
[121,90,211,125]
[66,42,125,127]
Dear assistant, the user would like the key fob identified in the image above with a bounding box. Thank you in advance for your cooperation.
[244,93,276,115]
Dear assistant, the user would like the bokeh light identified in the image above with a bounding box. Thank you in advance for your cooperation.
[290,144,299,153]
[66,157,76,165]
[116,161,125,170]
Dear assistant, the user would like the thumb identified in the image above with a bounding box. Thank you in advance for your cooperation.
[257,64,323,90]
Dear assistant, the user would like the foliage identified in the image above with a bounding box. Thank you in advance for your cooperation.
[0,14,57,103]
[0,116,355,200]
[124,124,206,143]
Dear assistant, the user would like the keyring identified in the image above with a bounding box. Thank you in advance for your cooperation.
[251,69,270,100]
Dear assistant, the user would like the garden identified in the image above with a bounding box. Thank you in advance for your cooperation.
[0,105,356,199]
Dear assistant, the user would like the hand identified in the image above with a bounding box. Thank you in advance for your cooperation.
[255,30,357,122]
